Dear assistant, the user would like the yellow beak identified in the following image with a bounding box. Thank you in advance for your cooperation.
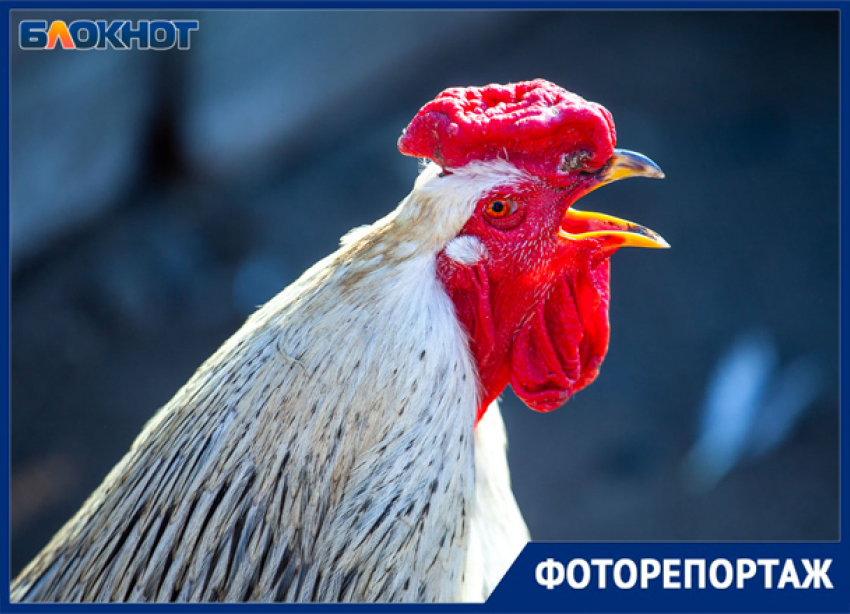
[558,149,669,249]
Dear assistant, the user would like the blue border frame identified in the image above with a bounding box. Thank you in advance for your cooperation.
[1,2,846,612]
[1,1,849,8]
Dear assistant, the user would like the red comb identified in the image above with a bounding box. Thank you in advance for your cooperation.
[398,79,617,185]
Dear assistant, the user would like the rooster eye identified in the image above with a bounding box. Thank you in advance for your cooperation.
[484,199,518,219]
[483,198,524,230]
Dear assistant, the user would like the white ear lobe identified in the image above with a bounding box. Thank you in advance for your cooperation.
[444,235,486,265]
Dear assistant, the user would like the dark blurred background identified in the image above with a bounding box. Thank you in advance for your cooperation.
[10,11,839,576]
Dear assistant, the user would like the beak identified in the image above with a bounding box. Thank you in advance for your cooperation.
[592,148,665,186]
[559,149,669,249]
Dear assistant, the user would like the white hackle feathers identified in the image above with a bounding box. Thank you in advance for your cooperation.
[12,158,531,603]
[461,402,530,601]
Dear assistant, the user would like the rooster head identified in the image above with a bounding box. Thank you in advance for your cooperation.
[398,79,667,422]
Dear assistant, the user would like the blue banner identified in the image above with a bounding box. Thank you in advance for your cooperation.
[489,543,848,612]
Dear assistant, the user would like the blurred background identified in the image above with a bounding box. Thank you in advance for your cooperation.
[10,10,838,576]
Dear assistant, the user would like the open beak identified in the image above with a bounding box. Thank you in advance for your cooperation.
[559,149,669,249]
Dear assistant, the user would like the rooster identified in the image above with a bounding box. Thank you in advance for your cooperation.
[11,79,666,603]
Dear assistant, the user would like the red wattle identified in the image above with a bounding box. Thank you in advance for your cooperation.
[438,252,612,426]
[509,259,611,411]
[509,275,582,412]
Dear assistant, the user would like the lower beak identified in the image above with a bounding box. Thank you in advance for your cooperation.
[559,149,669,249]
[559,209,670,248]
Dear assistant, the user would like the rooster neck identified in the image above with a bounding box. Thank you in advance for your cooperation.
[209,231,483,601]
[12,220,483,603]
[13,170,536,602]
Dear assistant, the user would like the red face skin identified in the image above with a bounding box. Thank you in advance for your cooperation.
[437,171,621,423]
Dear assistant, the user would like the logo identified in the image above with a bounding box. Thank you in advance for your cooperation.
[19,20,200,50]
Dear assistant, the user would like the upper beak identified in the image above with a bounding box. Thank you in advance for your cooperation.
[559,149,669,249]
[593,148,665,185]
